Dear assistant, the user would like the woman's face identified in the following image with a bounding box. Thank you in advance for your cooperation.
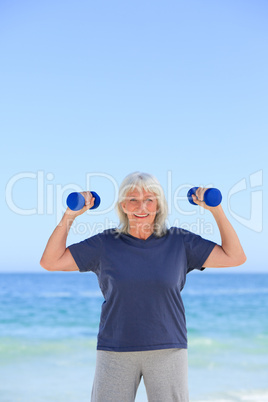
[121,187,158,234]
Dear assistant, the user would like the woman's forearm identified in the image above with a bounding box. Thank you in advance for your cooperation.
[192,188,246,267]
[210,205,246,265]
[40,213,75,269]
[40,191,95,270]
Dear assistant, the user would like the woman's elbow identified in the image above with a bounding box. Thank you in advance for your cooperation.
[40,258,54,271]
[233,252,247,267]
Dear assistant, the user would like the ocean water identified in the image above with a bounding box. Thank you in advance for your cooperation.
[0,272,268,402]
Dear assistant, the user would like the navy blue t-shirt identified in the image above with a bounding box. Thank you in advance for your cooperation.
[68,227,216,352]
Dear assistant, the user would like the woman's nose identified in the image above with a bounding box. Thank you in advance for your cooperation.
[136,200,147,210]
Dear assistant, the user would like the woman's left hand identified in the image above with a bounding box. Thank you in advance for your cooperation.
[191,187,216,210]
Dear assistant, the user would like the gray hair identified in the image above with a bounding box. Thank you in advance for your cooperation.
[115,172,168,237]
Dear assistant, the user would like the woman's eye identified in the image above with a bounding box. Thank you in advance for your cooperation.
[130,198,137,202]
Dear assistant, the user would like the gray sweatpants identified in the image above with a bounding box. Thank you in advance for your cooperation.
[91,348,189,402]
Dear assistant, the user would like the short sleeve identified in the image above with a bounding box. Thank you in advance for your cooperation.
[68,233,103,273]
[181,229,217,273]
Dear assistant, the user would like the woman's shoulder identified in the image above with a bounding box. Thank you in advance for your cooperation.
[82,228,117,243]
[94,228,118,239]
[167,227,203,245]
[168,226,192,236]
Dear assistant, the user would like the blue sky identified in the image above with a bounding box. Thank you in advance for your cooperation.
[1,0,267,273]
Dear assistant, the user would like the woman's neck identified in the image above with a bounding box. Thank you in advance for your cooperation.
[128,225,154,240]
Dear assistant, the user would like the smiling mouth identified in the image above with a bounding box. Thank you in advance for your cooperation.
[134,214,149,218]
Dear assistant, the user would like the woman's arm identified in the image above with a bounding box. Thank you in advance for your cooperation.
[40,192,95,271]
[192,188,247,268]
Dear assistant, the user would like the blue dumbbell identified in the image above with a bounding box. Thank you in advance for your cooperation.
[66,191,101,211]
[187,187,222,207]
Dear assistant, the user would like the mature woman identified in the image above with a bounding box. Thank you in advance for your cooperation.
[40,172,246,402]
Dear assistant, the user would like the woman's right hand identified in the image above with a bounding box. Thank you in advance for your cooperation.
[65,191,96,218]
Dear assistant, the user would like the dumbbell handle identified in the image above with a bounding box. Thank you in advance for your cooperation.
[187,187,222,207]
[66,191,101,211]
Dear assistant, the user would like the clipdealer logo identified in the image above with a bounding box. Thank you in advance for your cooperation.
[227,170,263,233]
[5,170,263,233]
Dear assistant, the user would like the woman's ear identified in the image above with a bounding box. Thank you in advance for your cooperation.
[120,202,127,214]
